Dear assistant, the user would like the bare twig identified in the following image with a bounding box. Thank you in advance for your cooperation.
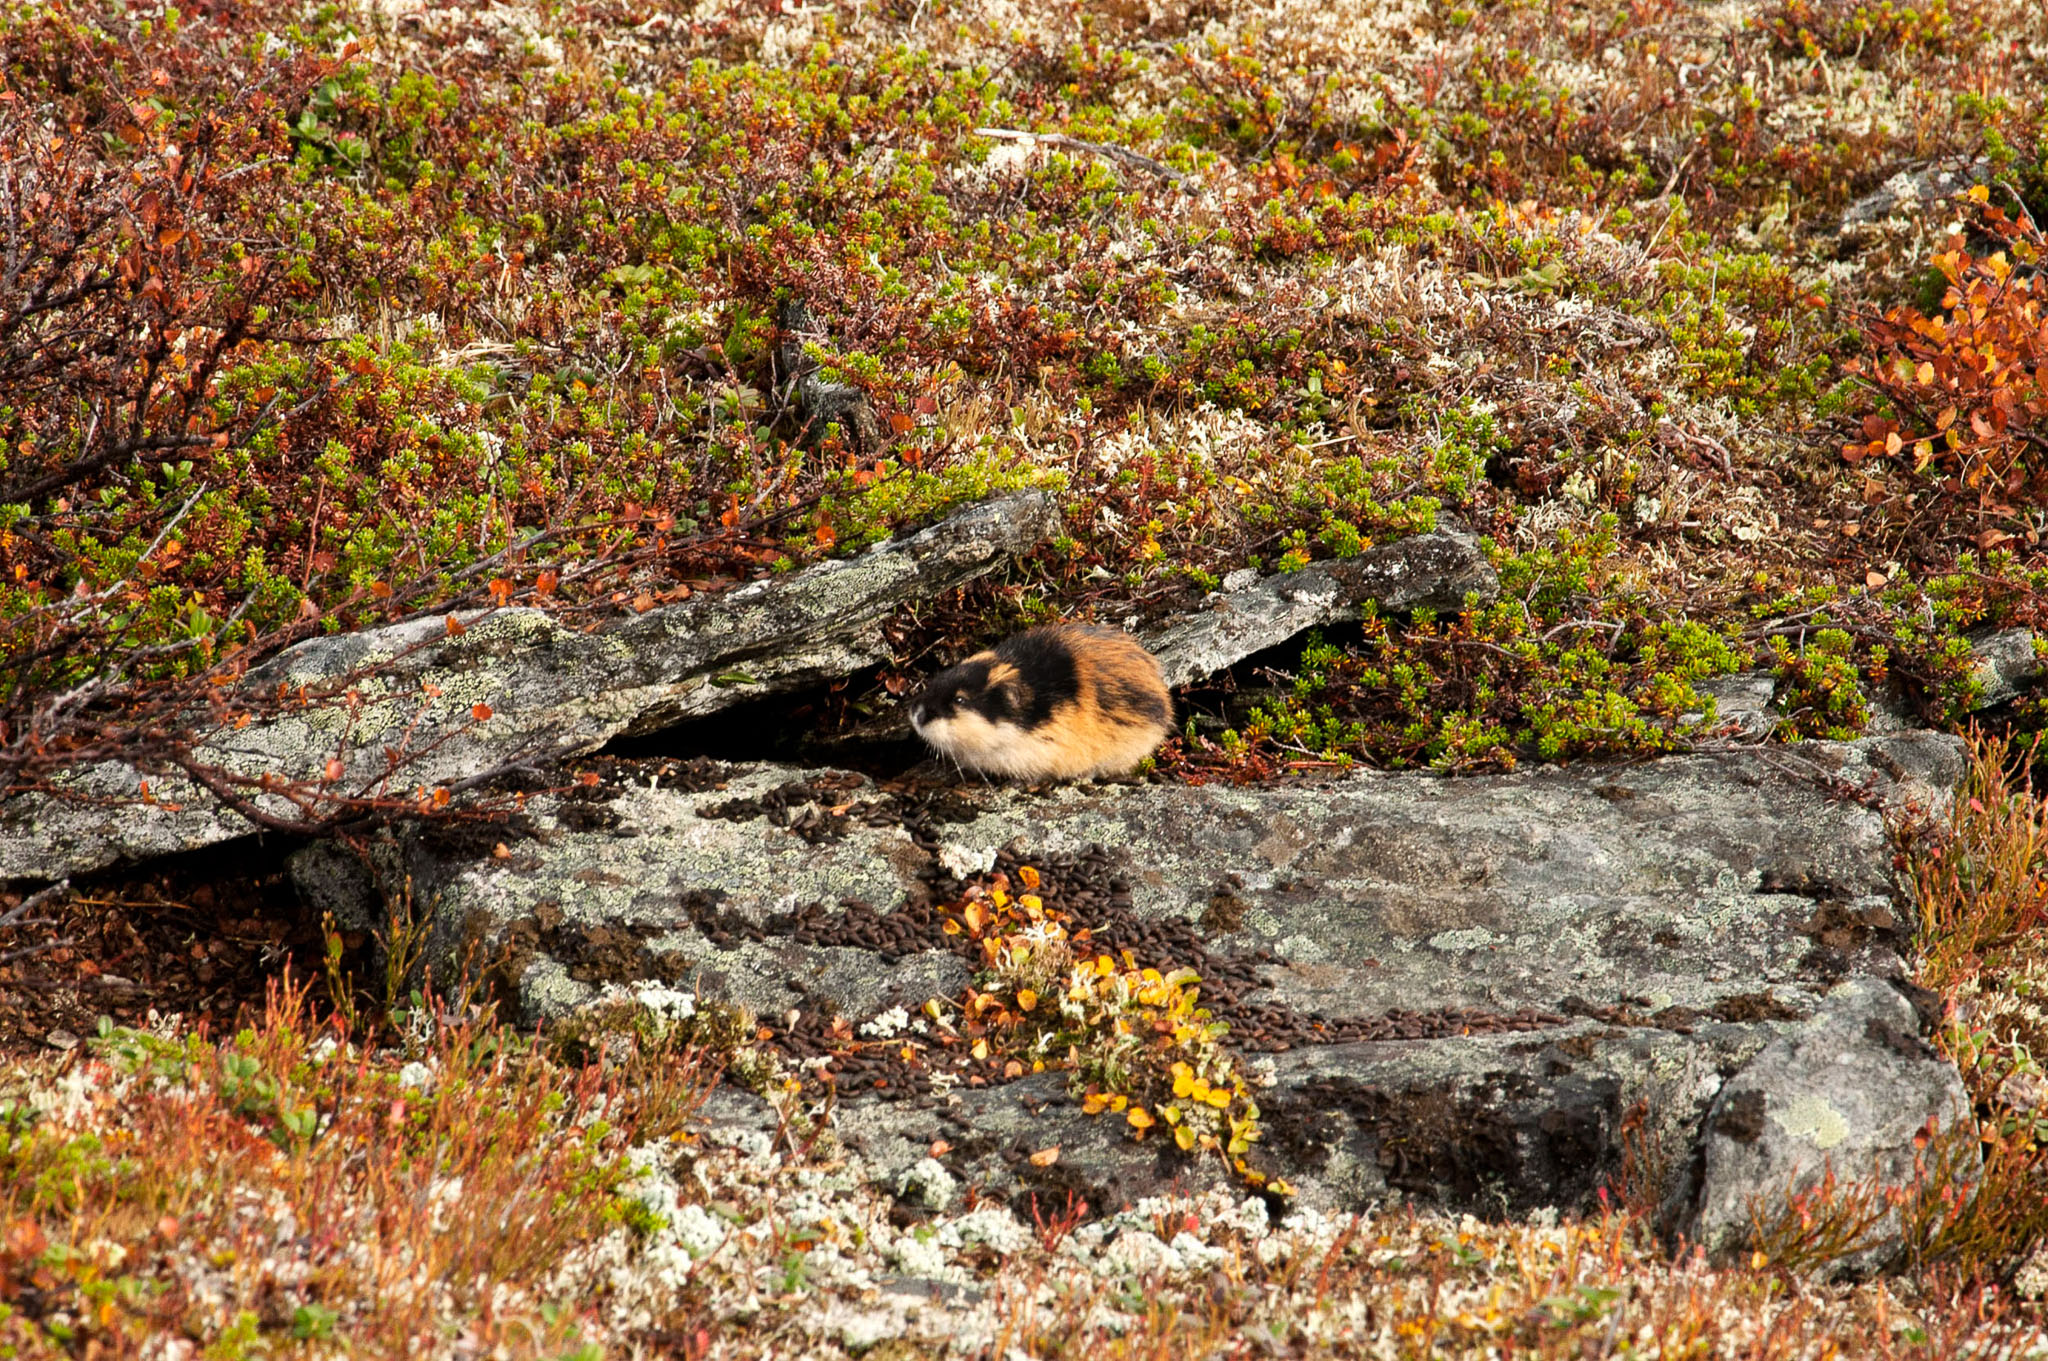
[974,127,1189,188]
[0,878,69,931]
[0,938,78,966]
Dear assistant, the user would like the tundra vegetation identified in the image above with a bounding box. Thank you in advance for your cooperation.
[2,0,2048,1354]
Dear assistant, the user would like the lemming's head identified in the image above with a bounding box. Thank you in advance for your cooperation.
[909,658,1021,746]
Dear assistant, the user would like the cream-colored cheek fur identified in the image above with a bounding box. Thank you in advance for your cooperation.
[914,710,1168,780]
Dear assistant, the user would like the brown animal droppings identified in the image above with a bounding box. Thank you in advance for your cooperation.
[1714,1090,1769,1144]
[1708,992,1808,1024]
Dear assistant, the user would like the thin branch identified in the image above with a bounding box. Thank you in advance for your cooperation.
[974,127,1189,187]
[0,878,69,931]
[0,938,78,966]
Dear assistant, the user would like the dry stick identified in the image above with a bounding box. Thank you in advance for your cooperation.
[1658,418,1735,475]
[0,878,68,931]
[0,878,74,965]
[973,127,1188,187]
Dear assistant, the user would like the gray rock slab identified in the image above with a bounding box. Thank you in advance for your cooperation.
[1145,529,1500,690]
[1967,628,2044,710]
[0,492,1057,882]
[1682,977,1974,1276]
[420,731,1964,1247]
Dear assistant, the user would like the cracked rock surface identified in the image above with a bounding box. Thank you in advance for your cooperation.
[392,730,1966,1263]
[1144,527,1499,690]
[1682,976,1973,1276]
[0,492,1059,882]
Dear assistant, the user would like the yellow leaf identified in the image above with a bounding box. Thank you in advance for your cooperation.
[1082,1091,1111,1115]
[1916,361,1935,385]
[1017,989,1038,1012]
[1127,1106,1155,1130]
[1175,1126,1196,1151]
[971,1038,989,1060]
[1018,865,1041,890]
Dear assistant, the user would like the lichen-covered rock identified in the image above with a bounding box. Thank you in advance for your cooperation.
[420,732,1964,1233]
[0,492,1058,882]
[1966,628,2044,710]
[1682,978,1974,1277]
[1145,528,1499,689]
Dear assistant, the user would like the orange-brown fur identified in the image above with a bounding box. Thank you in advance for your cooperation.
[909,625,1171,781]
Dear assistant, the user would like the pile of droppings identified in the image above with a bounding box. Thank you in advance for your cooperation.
[668,830,1567,1119]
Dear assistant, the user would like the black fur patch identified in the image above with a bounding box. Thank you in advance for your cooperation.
[1099,668,1170,725]
[987,628,1080,730]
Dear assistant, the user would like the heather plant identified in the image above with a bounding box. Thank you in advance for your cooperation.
[1844,197,2048,551]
